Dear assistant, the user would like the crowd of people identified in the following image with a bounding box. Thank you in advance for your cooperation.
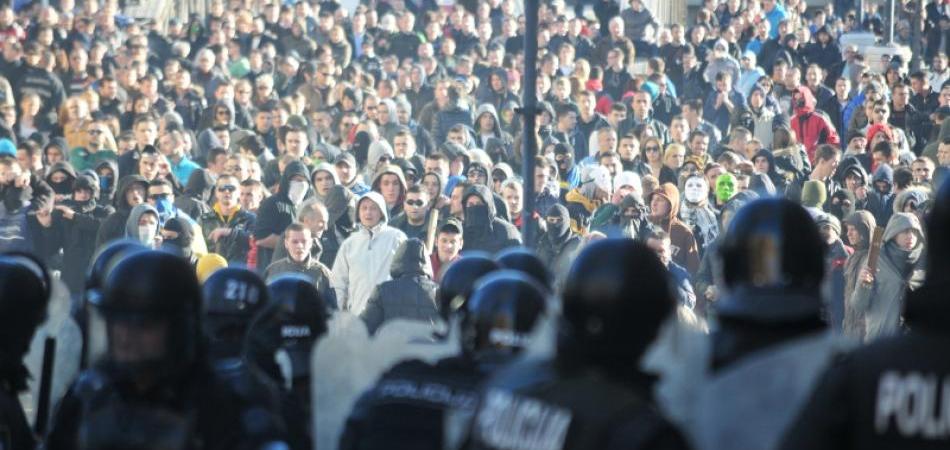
[0,0,949,447]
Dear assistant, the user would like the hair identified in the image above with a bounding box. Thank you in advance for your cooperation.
[815,144,841,163]
[285,222,309,236]
[872,141,895,159]
[688,129,709,143]
[406,184,428,197]
[893,166,913,190]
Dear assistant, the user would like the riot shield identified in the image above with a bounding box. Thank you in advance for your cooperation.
[689,333,852,450]
[312,313,456,450]
[20,278,82,428]
[639,308,711,432]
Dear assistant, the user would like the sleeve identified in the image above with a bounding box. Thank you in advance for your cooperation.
[359,286,384,334]
[253,199,279,240]
[848,277,874,316]
[331,240,351,311]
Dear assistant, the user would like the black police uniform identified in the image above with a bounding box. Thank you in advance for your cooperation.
[0,254,50,450]
[45,251,288,450]
[466,240,690,450]
[341,270,547,450]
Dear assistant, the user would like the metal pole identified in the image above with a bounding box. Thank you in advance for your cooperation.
[886,0,895,44]
[520,0,539,248]
[910,0,923,71]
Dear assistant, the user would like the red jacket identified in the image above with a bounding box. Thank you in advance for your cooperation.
[790,86,840,163]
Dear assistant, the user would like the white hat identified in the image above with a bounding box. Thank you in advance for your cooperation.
[614,171,642,196]
[585,165,613,193]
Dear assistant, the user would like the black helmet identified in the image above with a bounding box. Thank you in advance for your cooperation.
[201,267,270,359]
[84,240,147,303]
[247,274,330,387]
[93,250,203,377]
[461,270,547,356]
[437,252,499,320]
[716,198,825,322]
[559,239,674,374]
[0,253,50,378]
[925,178,950,279]
[494,247,554,292]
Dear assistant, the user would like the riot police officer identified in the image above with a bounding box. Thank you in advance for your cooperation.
[780,180,950,450]
[436,252,500,324]
[0,253,50,450]
[687,198,848,450]
[340,269,547,450]
[245,273,331,421]
[202,268,310,450]
[46,250,288,450]
[466,238,690,450]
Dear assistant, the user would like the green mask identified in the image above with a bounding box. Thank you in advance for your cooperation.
[716,173,737,204]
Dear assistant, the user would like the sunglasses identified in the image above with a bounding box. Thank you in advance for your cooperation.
[217,184,237,192]
[405,199,425,207]
[645,146,660,152]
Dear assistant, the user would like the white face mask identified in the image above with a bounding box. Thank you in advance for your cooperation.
[684,178,707,204]
[287,180,309,205]
[138,223,156,247]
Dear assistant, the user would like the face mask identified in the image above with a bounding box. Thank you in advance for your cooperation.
[100,175,113,192]
[464,204,491,232]
[684,178,708,203]
[154,197,174,225]
[716,174,736,204]
[288,180,308,205]
[50,179,73,195]
[138,224,156,247]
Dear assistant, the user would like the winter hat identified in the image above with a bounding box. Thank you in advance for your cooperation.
[815,213,841,236]
[0,138,15,157]
[866,123,895,150]
[614,171,642,196]
[585,165,613,193]
[196,253,228,283]
[801,180,828,208]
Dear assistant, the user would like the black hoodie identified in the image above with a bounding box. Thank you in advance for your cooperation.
[461,185,522,253]
[54,174,114,294]
[254,160,310,269]
[93,159,118,206]
[95,175,149,248]
[175,168,215,220]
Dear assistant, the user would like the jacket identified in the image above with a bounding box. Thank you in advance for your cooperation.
[359,238,439,334]
[866,164,896,226]
[849,212,926,341]
[264,254,335,307]
[842,210,876,339]
[460,185,522,254]
[331,191,407,315]
[650,183,701,274]
[95,175,150,247]
[200,205,256,265]
[253,160,310,269]
[52,174,114,294]
[789,87,840,162]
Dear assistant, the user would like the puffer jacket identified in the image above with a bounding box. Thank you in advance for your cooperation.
[359,238,439,334]
[331,191,407,315]
[849,212,926,341]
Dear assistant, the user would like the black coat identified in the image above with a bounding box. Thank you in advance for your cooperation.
[53,200,114,294]
[359,239,439,334]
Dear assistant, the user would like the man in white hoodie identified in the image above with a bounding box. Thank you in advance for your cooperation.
[331,191,407,315]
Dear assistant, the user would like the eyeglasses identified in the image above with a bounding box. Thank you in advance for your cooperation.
[217,184,237,192]
[405,199,425,207]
